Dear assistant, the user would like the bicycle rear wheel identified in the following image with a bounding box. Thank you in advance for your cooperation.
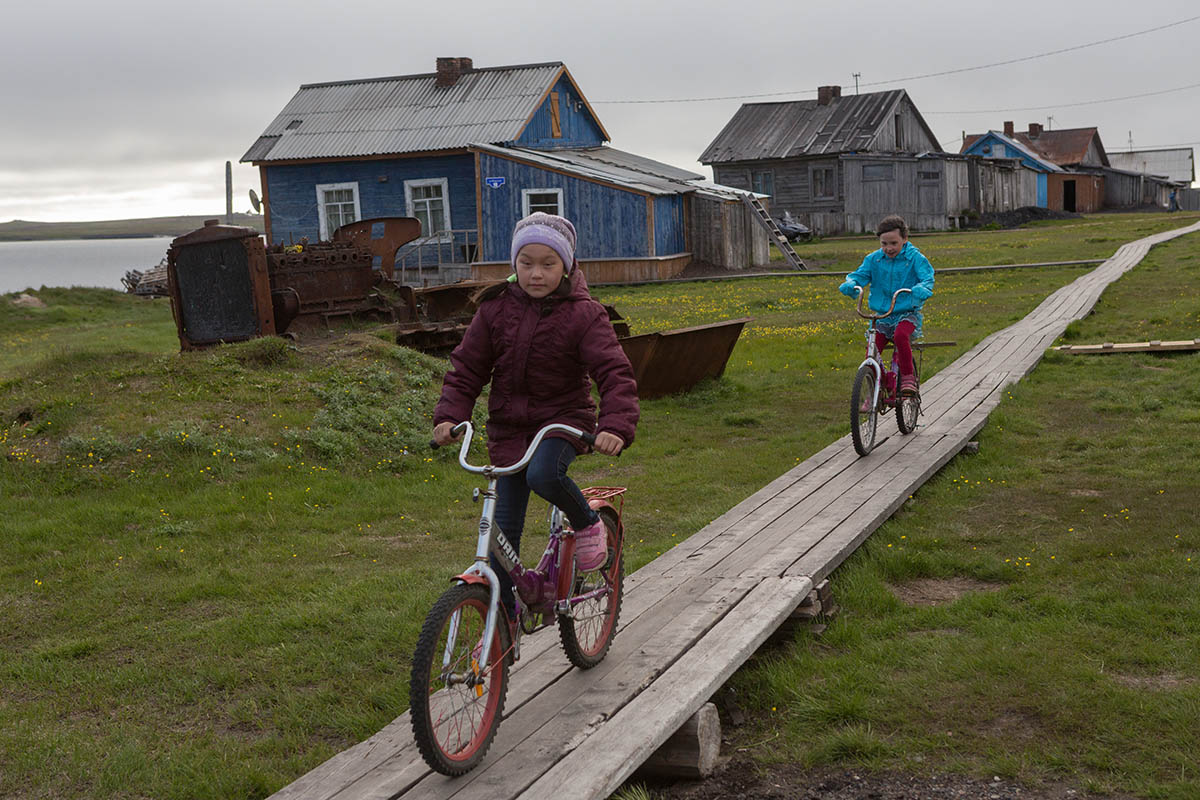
[850,364,879,456]
[896,359,922,435]
[410,583,510,776]
[558,507,623,669]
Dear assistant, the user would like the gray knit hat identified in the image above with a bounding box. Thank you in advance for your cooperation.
[510,212,579,273]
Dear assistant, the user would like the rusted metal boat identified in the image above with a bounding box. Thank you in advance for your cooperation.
[617,317,751,398]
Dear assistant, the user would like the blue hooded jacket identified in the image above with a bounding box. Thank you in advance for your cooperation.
[839,241,934,324]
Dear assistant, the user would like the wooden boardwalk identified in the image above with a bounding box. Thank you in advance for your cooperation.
[270,222,1200,800]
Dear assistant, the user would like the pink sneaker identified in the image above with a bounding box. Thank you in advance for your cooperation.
[573,519,609,572]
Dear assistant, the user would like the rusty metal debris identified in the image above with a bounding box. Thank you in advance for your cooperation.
[166,218,750,397]
[618,317,751,399]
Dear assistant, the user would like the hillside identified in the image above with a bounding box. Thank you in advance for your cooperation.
[0,213,265,241]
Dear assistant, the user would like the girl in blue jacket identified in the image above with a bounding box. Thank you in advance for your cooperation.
[839,215,934,396]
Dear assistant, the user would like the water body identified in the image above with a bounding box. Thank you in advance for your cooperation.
[0,237,173,295]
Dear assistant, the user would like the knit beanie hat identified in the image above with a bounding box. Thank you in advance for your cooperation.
[510,212,579,274]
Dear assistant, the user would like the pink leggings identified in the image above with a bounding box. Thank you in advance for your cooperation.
[875,319,916,378]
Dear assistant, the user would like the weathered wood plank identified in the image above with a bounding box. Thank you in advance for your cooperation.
[518,576,812,800]
[395,577,758,800]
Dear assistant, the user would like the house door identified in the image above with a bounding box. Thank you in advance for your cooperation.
[1063,180,1077,213]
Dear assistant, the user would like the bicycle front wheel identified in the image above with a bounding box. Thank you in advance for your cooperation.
[558,507,623,669]
[410,583,510,776]
[850,364,879,456]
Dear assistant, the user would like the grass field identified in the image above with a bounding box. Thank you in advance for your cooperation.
[2,213,1197,799]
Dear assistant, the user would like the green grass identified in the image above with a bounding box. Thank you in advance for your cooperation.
[1,213,1197,798]
[730,228,1200,798]
[775,211,1200,272]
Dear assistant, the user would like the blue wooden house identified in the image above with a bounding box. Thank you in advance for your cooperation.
[241,58,765,282]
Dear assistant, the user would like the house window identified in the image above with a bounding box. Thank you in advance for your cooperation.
[316,182,361,240]
[752,170,774,198]
[811,166,836,199]
[404,178,452,237]
[894,114,903,150]
[522,188,564,217]
[918,170,941,181]
[863,164,894,181]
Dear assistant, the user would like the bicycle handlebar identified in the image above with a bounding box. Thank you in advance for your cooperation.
[854,286,912,320]
[432,421,597,476]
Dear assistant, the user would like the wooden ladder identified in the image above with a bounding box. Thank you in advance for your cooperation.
[741,194,806,270]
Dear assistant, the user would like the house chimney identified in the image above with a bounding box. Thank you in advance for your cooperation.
[817,85,841,106]
[1003,121,1014,137]
[436,57,473,88]
[1028,122,1043,138]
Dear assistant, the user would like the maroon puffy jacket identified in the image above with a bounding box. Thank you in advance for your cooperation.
[434,270,639,467]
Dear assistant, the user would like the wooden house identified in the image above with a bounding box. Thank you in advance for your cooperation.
[241,58,767,283]
[962,122,1112,212]
[699,86,966,234]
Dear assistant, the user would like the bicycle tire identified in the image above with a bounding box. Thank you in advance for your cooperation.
[558,507,623,669]
[850,364,879,456]
[410,583,510,776]
[896,360,922,435]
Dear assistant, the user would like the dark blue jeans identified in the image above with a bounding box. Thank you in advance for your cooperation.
[492,436,599,613]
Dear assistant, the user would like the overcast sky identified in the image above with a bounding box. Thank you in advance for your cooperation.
[2,0,1197,222]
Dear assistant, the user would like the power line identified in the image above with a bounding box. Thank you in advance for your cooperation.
[591,14,1200,105]
[923,81,1200,115]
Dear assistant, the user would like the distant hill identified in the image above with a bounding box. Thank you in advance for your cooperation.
[0,214,266,242]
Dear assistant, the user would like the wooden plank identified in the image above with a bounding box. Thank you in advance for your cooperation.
[394,577,759,800]
[518,576,812,800]
[1056,339,1200,354]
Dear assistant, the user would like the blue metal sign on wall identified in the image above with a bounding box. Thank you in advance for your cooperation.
[485,177,506,189]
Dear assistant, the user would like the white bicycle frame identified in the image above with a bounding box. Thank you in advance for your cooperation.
[440,420,590,674]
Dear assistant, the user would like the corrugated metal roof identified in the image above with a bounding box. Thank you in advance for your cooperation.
[962,131,1064,172]
[472,144,750,199]
[1108,148,1195,183]
[700,90,917,164]
[1012,127,1106,167]
[242,63,570,163]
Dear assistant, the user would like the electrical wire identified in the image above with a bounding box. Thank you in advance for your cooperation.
[923,82,1200,115]
[591,15,1200,105]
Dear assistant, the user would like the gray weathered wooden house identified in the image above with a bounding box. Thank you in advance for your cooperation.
[699,86,953,234]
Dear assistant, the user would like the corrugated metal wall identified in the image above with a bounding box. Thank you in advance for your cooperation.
[264,154,476,244]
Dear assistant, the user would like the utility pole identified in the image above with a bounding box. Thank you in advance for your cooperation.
[225,161,233,222]
[852,72,861,94]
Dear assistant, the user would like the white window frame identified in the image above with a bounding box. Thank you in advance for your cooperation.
[315,182,361,241]
[521,188,564,218]
[404,178,453,240]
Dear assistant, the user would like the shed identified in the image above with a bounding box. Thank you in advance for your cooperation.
[1107,148,1195,185]
[241,58,767,283]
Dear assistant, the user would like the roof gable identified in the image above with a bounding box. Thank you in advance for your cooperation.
[241,62,608,163]
[699,89,940,164]
[961,131,1063,172]
[1013,127,1107,167]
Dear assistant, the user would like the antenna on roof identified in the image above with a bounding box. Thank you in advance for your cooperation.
[1046,115,1054,131]
[852,72,861,95]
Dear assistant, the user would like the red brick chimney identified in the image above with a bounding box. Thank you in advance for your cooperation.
[817,85,842,106]
[1003,121,1014,137]
[1028,122,1043,138]
[435,57,473,88]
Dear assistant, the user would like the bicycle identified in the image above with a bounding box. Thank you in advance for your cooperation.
[409,421,626,775]
[849,287,923,456]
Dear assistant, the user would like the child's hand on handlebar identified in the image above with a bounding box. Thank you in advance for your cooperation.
[593,431,624,456]
[432,421,462,447]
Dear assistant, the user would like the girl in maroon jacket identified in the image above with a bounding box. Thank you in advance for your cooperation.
[432,213,639,615]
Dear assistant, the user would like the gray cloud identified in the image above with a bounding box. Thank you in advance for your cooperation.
[2,0,1196,220]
